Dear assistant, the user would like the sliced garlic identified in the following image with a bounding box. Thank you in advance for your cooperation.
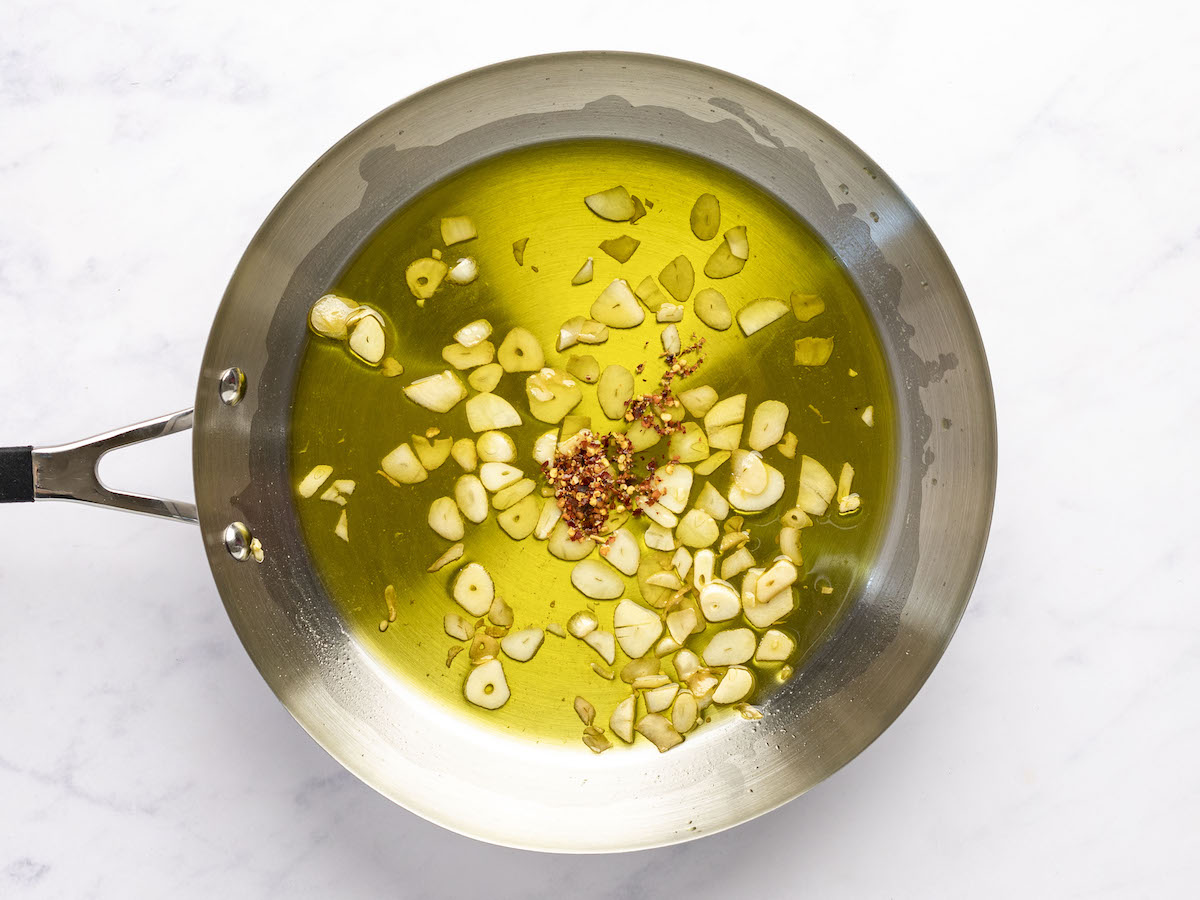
[583,629,616,665]
[441,340,494,369]
[646,571,683,590]
[463,658,508,709]
[699,581,740,622]
[347,312,386,365]
[380,443,427,484]
[673,648,702,681]
[492,478,535,510]
[672,547,693,579]
[755,629,796,662]
[532,499,562,540]
[703,234,746,279]
[556,315,584,352]
[836,461,861,514]
[636,713,683,752]
[475,430,516,463]
[667,422,709,464]
[791,291,825,322]
[658,255,694,303]
[427,542,464,572]
[546,622,567,638]
[704,394,746,431]
[703,627,755,666]
[793,336,835,366]
[677,385,717,419]
[496,327,545,372]
[672,689,699,733]
[624,420,661,452]
[297,465,333,498]
[742,570,795,628]
[467,362,503,393]
[747,400,789,452]
[713,666,754,704]
[687,669,720,707]
[500,628,544,662]
[380,357,404,377]
[692,548,715,590]
[566,354,600,384]
[644,523,675,552]
[532,430,558,465]
[584,185,635,221]
[610,695,636,743]
[634,275,668,312]
[695,451,731,476]
[778,526,802,565]
[731,450,768,495]
[689,193,720,240]
[567,609,599,638]
[334,510,348,542]
[644,682,680,713]
[656,636,682,656]
[403,370,467,413]
[590,278,644,328]
[454,475,488,524]
[721,546,756,581]
[656,303,685,323]
[755,558,797,603]
[405,257,448,302]
[599,234,640,263]
[571,257,594,285]
[512,237,528,265]
[445,257,478,285]
[667,607,700,644]
[488,595,514,627]
[736,298,788,336]
[707,424,743,451]
[428,497,464,540]
[655,465,694,514]
[444,613,472,641]
[861,405,875,427]
[728,463,785,513]
[574,696,596,725]
[693,288,732,331]
[638,498,677,528]
[676,509,719,548]
[777,431,798,459]
[795,455,837,515]
[547,519,595,561]
[661,323,682,357]
[571,560,624,600]
[717,530,748,553]
[600,528,640,576]
[694,482,729,521]
[440,215,477,246]
[525,367,583,424]
[466,393,522,432]
[725,226,749,259]
[410,436,450,472]
[560,415,591,442]
[479,462,523,492]
[453,563,494,616]
[454,319,492,347]
[309,294,358,339]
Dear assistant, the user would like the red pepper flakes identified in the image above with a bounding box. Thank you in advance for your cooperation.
[624,336,705,435]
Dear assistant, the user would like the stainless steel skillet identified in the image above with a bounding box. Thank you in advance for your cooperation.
[0,51,996,852]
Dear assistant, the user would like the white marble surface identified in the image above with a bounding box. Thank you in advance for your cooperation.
[2,0,1198,895]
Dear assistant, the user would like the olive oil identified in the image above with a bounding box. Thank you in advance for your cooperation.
[290,139,894,749]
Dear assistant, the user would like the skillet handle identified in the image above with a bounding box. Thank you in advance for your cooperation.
[0,409,198,524]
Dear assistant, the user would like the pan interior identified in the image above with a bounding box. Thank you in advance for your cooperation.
[289,138,897,749]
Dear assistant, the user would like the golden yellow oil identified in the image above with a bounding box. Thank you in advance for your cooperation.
[290,139,894,748]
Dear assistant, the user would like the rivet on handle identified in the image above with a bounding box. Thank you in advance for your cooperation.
[218,367,246,406]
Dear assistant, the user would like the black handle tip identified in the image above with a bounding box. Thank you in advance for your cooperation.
[0,446,34,503]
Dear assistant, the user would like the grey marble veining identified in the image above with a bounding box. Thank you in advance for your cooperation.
[1,0,1198,896]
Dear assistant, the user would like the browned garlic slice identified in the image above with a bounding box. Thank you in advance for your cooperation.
[712,666,754,704]
[463,658,509,709]
[590,279,644,328]
[476,430,517,463]
[689,193,720,240]
[404,370,467,413]
[636,713,683,752]
[381,443,427,484]
[440,215,477,246]
[427,542,464,572]
[466,393,522,432]
[309,294,358,339]
[467,362,503,392]
[703,627,755,666]
[694,288,732,331]
[501,628,544,662]
[297,465,333,498]
[610,695,636,743]
[428,497,464,540]
[658,255,694,303]
[676,509,719,548]
[571,560,624,600]
[793,336,835,366]
[614,599,664,658]
[736,298,788,336]
[583,629,616,665]
[496,327,545,372]
[584,186,635,221]
[599,235,639,263]
[755,629,796,663]
[406,257,448,302]
[574,696,596,725]
[454,475,488,524]
[453,563,494,617]
[791,291,825,322]
[795,455,837,515]
[699,580,740,622]
[525,368,583,424]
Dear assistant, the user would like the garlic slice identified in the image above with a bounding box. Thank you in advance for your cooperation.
[547,520,595,560]
[721,546,756,581]
[692,548,715,590]
[455,318,493,347]
[703,627,755,666]
[837,461,861,514]
[334,510,348,542]
[567,610,599,638]
[666,607,700,644]
[427,543,464,572]
[557,315,584,352]
[467,362,503,392]
[742,569,795,628]
[497,326,545,373]
[656,303,685,323]
[600,527,640,576]
[703,394,746,431]
[643,523,676,552]
[476,430,517,463]
[597,364,634,420]
[297,465,333,498]
[707,424,743,451]
[658,255,694,303]
[583,629,616,665]
[493,479,535,511]
[748,400,789,452]
[791,291,825,322]
[444,613,472,641]
[466,393,523,432]
[428,497,464,540]
[695,451,731,476]
[689,193,720,240]
[699,581,740,622]
[703,233,746,279]
[512,237,528,265]
[636,713,683,752]
[566,354,600,384]
[793,336,835,366]
[479,462,523,492]
[380,443,427,484]
[644,682,680,713]
[712,666,754,704]
[638,499,678,529]
[599,235,639,263]
[755,629,796,662]
[672,547,693,579]
[728,463,785,513]
[795,455,837,515]
[610,695,636,743]
[736,298,788,336]
[453,563,494,616]
[501,628,544,662]
[668,422,709,464]
[403,370,467,413]
[679,385,718,417]
[861,405,875,427]
[440,216,477,245]
[309,294,358,339]
[672,689,699,733]
[405,257,448,302]
[673,648,702,681]
[532,430,558,465]
[445,257,478,285]
[455,475,488,524]
[574,696,596,725]
[525,368,583,424]
[755,558,798,603]
[441,340,494,369]
[661,323,681,356]
[532,499,562,540]
[347,313,386,365]
[655,465,694,514]
[571,257,594,285]
[778,526,802,564]
[614,599,664,658]
[694,482,729,521]
[676,509,719,548]
[694,288,732,331]
[571,560,624,600]
[590,278,644,328]
[656,636,682,656]
[646,571,683,590]
[731,450,768,495]
[584,185,635,221]
[634,275,668,312]
[411,436,450,472]
[464,658,509,709]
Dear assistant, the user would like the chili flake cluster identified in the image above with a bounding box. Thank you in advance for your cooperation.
[624,336,706,435]
[542,432,663,541]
